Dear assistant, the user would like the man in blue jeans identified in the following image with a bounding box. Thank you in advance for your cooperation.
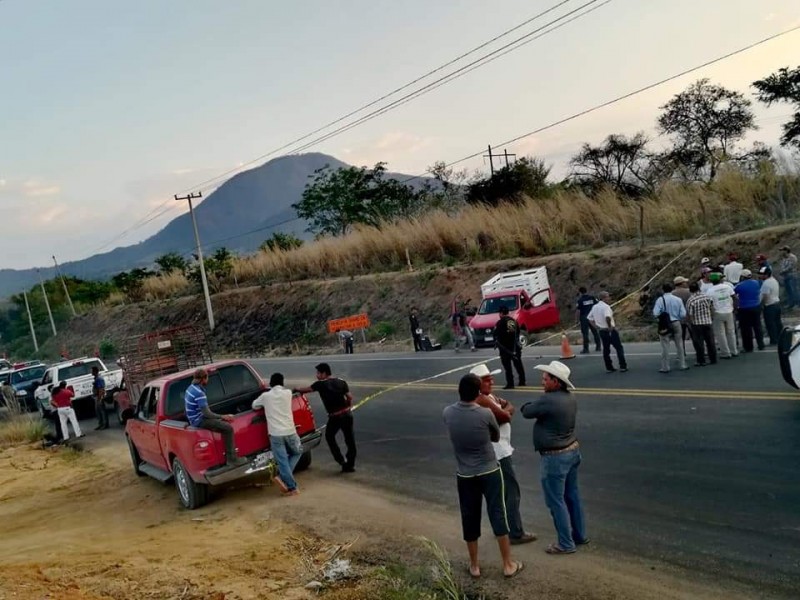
[252,373,302,496]
[521,360,588,555]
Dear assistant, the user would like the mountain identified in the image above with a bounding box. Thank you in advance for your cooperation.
[0,153,422,297]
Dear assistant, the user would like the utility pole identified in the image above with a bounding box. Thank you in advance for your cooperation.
[175,192,215,331]
[483,146,517,177]
[53,255,77,317]
[22,291,39,353]
[37,269,57,336]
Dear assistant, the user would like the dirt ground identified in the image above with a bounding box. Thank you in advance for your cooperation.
[0,432,765,600]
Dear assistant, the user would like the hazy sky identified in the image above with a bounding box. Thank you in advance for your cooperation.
[1,0,799,270]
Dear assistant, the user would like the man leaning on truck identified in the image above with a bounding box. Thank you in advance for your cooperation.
[185,368,247,468]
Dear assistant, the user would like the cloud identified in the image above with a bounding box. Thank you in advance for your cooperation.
[0,177,61,198]
[37,204,68,224]
[338,131,437,171]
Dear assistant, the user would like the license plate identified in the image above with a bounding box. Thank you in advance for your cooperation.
[251,451,273,471]
[484,336,493,341]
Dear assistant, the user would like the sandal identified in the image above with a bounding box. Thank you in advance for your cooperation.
[467,565,481,579]
[504,561,524,578]
[545,543,576,555]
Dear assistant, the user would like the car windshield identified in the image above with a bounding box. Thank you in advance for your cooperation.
[478,295,519,315]
[57,360,104,380]
[11,366,46,384]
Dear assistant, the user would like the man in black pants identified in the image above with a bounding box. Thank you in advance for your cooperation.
[409,308,422,352]
[494,306,526,389]
[575,287,601,354]
[295,363,356,473]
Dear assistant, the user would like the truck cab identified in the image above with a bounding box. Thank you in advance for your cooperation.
[468,267,560,347]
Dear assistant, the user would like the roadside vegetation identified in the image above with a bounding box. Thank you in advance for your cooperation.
[0,413,46,448]
[2,69,799,358]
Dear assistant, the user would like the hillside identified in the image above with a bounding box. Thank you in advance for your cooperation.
[0,153,422,297]
[44,223,800,359]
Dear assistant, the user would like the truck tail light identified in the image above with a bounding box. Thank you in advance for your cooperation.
[194,440,213,461]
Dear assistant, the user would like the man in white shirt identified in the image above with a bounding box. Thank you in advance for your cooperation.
[759,266,783,346]
[252,373,301,496]
[652,283,688,373]
[708,273,738,359]
[470,364,536,545]
[723,252,743,284]
[588,291,628,373]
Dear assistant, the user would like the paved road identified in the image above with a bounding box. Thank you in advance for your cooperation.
[247,342,800,598]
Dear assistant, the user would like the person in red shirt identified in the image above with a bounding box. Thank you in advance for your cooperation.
[50,381,83,440]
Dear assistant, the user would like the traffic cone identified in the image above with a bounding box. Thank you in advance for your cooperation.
[560,332,575,360]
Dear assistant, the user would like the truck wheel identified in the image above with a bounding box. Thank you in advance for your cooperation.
[127,436,145,477]
[172,458,209,510]
[294,451,312,472]
[518,332,529,348]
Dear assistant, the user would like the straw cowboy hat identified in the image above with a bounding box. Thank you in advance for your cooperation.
[534,361,576,390]
[469,364,502,378]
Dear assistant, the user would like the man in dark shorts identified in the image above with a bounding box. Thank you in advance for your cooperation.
[443,373,523,579]
[294,362,356,473]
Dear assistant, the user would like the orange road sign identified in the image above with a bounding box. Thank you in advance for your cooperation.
[327,313,370,333]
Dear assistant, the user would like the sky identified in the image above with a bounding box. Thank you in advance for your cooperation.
[1,0,799,270]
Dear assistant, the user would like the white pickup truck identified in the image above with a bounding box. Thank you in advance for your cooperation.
[34,357,123,419]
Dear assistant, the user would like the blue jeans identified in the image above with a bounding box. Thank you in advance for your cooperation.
[783,274,798,308]
[270,434,303,491]
[540,449,587,551]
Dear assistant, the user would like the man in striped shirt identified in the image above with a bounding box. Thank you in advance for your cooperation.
[686,283,716,366]
[185,368,246,467]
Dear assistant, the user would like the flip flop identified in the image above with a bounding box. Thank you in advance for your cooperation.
[467,565,481,579]
[545,543,576,555]
[504,561,524,578]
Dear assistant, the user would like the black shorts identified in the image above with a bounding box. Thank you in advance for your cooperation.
[456,467,509,542]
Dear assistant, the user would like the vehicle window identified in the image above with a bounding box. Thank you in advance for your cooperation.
[164,373,224,417]
[478,295,520,315]
[42,370,52,385]
[137,387,152,419]
[218,365,260,399]
[0,373,9,385]
[146,388,160,418]
[56,360,103,381]
[11,366,46,384]
[531,290,551,307]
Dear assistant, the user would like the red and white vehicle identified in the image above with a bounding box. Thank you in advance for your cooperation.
[117,326,321,509]
[467,267,560,347]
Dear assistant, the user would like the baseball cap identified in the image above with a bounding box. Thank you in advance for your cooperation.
[780,245,791,252]
[708,272,722,283]
[700,257,711,265]
[673,276,689,285]
[755,253,767,261]
[758,266,771,275]
[701,267,712,275]
[740,269,752,278]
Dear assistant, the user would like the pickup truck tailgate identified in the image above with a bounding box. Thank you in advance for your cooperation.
[229,411,269,458]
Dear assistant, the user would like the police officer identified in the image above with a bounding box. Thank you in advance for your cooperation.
[575,287,601,354]
[494,306,526,389]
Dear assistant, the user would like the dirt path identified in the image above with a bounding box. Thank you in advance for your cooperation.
[0,436,764,600]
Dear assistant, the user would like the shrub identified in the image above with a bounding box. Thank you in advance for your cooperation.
[0,414,47,447]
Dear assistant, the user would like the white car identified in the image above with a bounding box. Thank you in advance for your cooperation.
[779,325,800,389]
[33,357,123,418]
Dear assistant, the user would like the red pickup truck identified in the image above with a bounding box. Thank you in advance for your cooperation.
[119,359,321,509]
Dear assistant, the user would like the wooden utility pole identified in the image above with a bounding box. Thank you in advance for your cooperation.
[53,255,77,317]
[483,146,517,176]
[22,291,39,352]
[175,192,215,332]
[37,269,57,336]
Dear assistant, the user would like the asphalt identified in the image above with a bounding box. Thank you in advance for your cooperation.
[245,342,800,598]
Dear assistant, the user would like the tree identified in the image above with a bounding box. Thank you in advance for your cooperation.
[111,268,151,300]
[293,162,427,236]
[569,133,663,196]
[154,252,188,274]
[467,157,552,206]
[753,66,800,150]
[657,79,763,182]
[259,232,304,253]
[187,247,235,291]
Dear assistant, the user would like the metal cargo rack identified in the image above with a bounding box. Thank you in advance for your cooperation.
[121,325,213,402]
[480,267,550,298]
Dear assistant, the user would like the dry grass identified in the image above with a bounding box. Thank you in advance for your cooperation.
[0,414,47,447]
[141,271,190,300]
[141,170,800,298]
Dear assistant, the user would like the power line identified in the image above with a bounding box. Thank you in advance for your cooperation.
[282,0,612,158]
[400,23,800,182]
[180,0,578,195]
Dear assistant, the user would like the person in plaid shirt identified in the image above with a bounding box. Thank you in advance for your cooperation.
[686,282,716,366]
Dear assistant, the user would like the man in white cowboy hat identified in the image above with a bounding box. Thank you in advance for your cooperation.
[470,363,537,546]
[521,361,588,555]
